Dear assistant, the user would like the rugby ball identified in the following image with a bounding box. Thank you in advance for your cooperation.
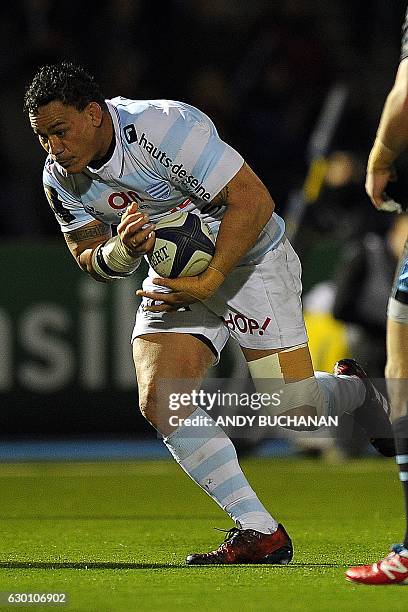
[147,211,215,278]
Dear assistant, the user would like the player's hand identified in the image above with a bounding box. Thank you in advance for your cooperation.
[117,202,156,256]
[365,167,397,209]
[136,266,226,312]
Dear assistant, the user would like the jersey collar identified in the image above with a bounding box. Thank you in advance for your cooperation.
[84,100,125,180]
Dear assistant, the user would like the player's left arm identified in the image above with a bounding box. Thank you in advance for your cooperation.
[138,161,274,311]
[206,161,274,275]
[366,57,408,207]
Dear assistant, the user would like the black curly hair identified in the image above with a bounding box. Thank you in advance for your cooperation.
[24,62,106,115]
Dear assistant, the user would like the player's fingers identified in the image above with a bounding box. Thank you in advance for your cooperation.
[117,204,137,225]
[117,215,143,236]
[117,212,147,233]
[152,277,172,288]
[143,232,156,252]
[151,277,190,292]
[125,219,155,239]
[365,170,390,204]
[122,224,155,249]
[122,201,139,217]
[371,195,385,210]
[136,289,175,302]
[128,231,156,256]
[365,181,386,209]
[142,303,178,313]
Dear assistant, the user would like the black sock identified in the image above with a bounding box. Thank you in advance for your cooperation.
[393,416,408,548]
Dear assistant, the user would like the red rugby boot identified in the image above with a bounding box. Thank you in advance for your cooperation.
[186,523,293,565]
[346,544,408,585]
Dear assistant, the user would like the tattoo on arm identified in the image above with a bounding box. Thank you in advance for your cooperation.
[212,185,230,206]
[65,224,110,244]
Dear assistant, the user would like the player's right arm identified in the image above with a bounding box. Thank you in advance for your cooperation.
[366,15,408,209]
[64,204,156,283]
[64,219,112,281]
[43,161,155,282]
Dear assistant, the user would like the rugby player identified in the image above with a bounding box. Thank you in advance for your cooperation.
[346,7,408,585]
[25,62,394,565]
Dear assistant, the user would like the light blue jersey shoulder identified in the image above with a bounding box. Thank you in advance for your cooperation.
[42,97,244,230]
[42,96,285,259]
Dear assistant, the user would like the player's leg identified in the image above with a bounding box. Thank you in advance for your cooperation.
[133,326,292,564]
[133,332,212,434]
[216,237,393,451]
[345,323,408,585]
[385,251,408,547]
[243,344,393,451]
[346,247,408,585]
[242,344,364,423]
[387,316,408,526]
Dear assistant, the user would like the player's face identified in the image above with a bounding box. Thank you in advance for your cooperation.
[29,100,105,173]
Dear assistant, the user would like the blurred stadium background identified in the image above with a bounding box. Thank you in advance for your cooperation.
[1,0,408,461]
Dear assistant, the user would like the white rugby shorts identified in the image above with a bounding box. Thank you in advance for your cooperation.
[131,237,308,363]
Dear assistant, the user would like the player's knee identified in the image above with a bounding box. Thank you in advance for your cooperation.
[138,399,154,424]
[137,384,158,426]
[389,396,408,422]
[386,376,408,421]
[386,360,408,380]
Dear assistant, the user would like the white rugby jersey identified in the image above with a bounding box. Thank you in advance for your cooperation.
[43,97,285,263]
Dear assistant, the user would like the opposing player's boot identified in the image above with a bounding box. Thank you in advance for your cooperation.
[334,358,396,457]
[346,544,408,585]
[186,523,293,565]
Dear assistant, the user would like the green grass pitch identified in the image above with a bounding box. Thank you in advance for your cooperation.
[0,457,406,611]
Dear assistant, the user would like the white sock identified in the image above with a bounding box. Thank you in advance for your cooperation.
[163,407,278,534]
[315,372,366,418]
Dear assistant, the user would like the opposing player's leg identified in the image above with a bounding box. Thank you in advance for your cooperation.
[387,251,408,540]
[346,247,408,585]
[132,307,292,564]
[215,237,394,453]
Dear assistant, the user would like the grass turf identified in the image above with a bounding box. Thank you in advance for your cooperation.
[0,457,405,611]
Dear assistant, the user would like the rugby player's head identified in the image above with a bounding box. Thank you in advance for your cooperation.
[24,62,112,174]
[24,62,106,115]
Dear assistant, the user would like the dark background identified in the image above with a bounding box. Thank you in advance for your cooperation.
[0,1,407,440]
[1,0,407,236]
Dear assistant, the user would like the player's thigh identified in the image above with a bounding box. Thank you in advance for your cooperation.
[386,319,408,377]
[133,332,214,431]
[213,237,307,350]
[218,239,316,418]
[133,332,214,392]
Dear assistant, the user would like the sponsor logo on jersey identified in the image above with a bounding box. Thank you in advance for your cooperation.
[107,190,145,210]
[123,125,211,201]
[146,181,171,200]
[123,124,138,144]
